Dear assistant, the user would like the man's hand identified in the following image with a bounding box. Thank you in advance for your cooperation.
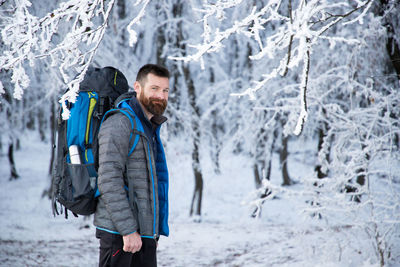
[122,232,142,253]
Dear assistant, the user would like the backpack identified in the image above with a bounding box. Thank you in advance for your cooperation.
[51,66,131,218]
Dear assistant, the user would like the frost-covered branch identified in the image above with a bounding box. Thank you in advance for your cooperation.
[282,0,294,77]
[168,3,276,64]
[1,0,112,101]
[169,0,373,135]
[0,0,151,119]
[126,0,150,47]
[293,40,310,136]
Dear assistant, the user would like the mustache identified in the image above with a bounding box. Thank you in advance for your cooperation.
[149,97,167,105]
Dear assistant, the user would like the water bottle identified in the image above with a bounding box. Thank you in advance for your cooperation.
[69,145,81,164]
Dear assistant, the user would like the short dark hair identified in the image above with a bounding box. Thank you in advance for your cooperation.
[136,64,170,85]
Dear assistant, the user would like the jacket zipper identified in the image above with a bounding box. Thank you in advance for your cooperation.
[146,141,157,238]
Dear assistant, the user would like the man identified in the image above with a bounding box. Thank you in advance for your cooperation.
[94,64,170,267]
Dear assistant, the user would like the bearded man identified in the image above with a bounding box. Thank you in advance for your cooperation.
[94,64,170,267]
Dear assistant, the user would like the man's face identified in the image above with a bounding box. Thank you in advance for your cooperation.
[135,73,169,116]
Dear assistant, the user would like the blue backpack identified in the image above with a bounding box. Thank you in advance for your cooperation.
[52,67,139,218]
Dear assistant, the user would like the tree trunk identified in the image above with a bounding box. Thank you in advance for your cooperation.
[265,134,275,182]
[252,131,275,217]
[315,128,327,178]
[186,65,203,218]
[344,139,370,202]
[116,0,126,19]
[8,142,19,180]
[26,110,35,130]
[352,147,370,202]
[169,0,204,218]
[314,115,331,179]
[15,138,20,150]
[386,24,400,79]
[190,140,203,217]
[280,135,292,186]
[38,107,46,142]
[43,100,57,198]
[209,68,223,175]
[211,143,221,175]
[254,126,266,186]
[254,130,275,188]
[156,16,166,67]
[253,163,262,188]
[371,2,399,167]
[377,0,400,79]
[159,0,183,137]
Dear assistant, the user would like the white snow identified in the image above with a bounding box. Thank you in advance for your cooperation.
[1,132,398,267]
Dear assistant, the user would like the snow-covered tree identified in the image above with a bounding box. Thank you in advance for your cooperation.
[0,0,153,119]
[165,1,399,265]
[1,1,399,264]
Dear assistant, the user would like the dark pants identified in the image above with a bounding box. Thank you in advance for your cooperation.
[96,229,157,267]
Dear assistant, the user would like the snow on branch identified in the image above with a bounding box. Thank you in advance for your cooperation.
[169,0,373,135]
[168,2,278,64]
[0,0,118,119]
[126,0,150,47]
[293,41,310,136]
[0,0,151,120]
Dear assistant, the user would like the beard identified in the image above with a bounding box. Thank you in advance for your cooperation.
[139,93,167,116]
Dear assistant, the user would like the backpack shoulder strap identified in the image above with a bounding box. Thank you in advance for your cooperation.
[101,101,145,157]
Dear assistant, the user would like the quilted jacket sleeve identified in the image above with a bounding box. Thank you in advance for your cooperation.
[97,113,138,235]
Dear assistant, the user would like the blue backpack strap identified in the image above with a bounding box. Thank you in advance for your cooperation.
[95,102,143,198]
[119,109,140,157]
[100,101,144,156]
[116,101,150,222]
[117,101,146,156]
[99,100,146,209]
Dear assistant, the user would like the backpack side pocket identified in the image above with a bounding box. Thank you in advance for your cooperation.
[57,163,96,215]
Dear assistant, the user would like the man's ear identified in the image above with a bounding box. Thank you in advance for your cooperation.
[134,81,141,95]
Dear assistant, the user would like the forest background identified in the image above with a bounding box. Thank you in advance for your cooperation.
[0,0,400,266]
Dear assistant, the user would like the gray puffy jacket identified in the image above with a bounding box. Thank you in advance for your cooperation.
[93,112,160,238]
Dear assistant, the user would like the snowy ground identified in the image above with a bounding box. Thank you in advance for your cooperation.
[0,133,398,267]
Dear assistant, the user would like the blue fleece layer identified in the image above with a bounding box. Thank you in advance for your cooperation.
[121,100,169,237]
